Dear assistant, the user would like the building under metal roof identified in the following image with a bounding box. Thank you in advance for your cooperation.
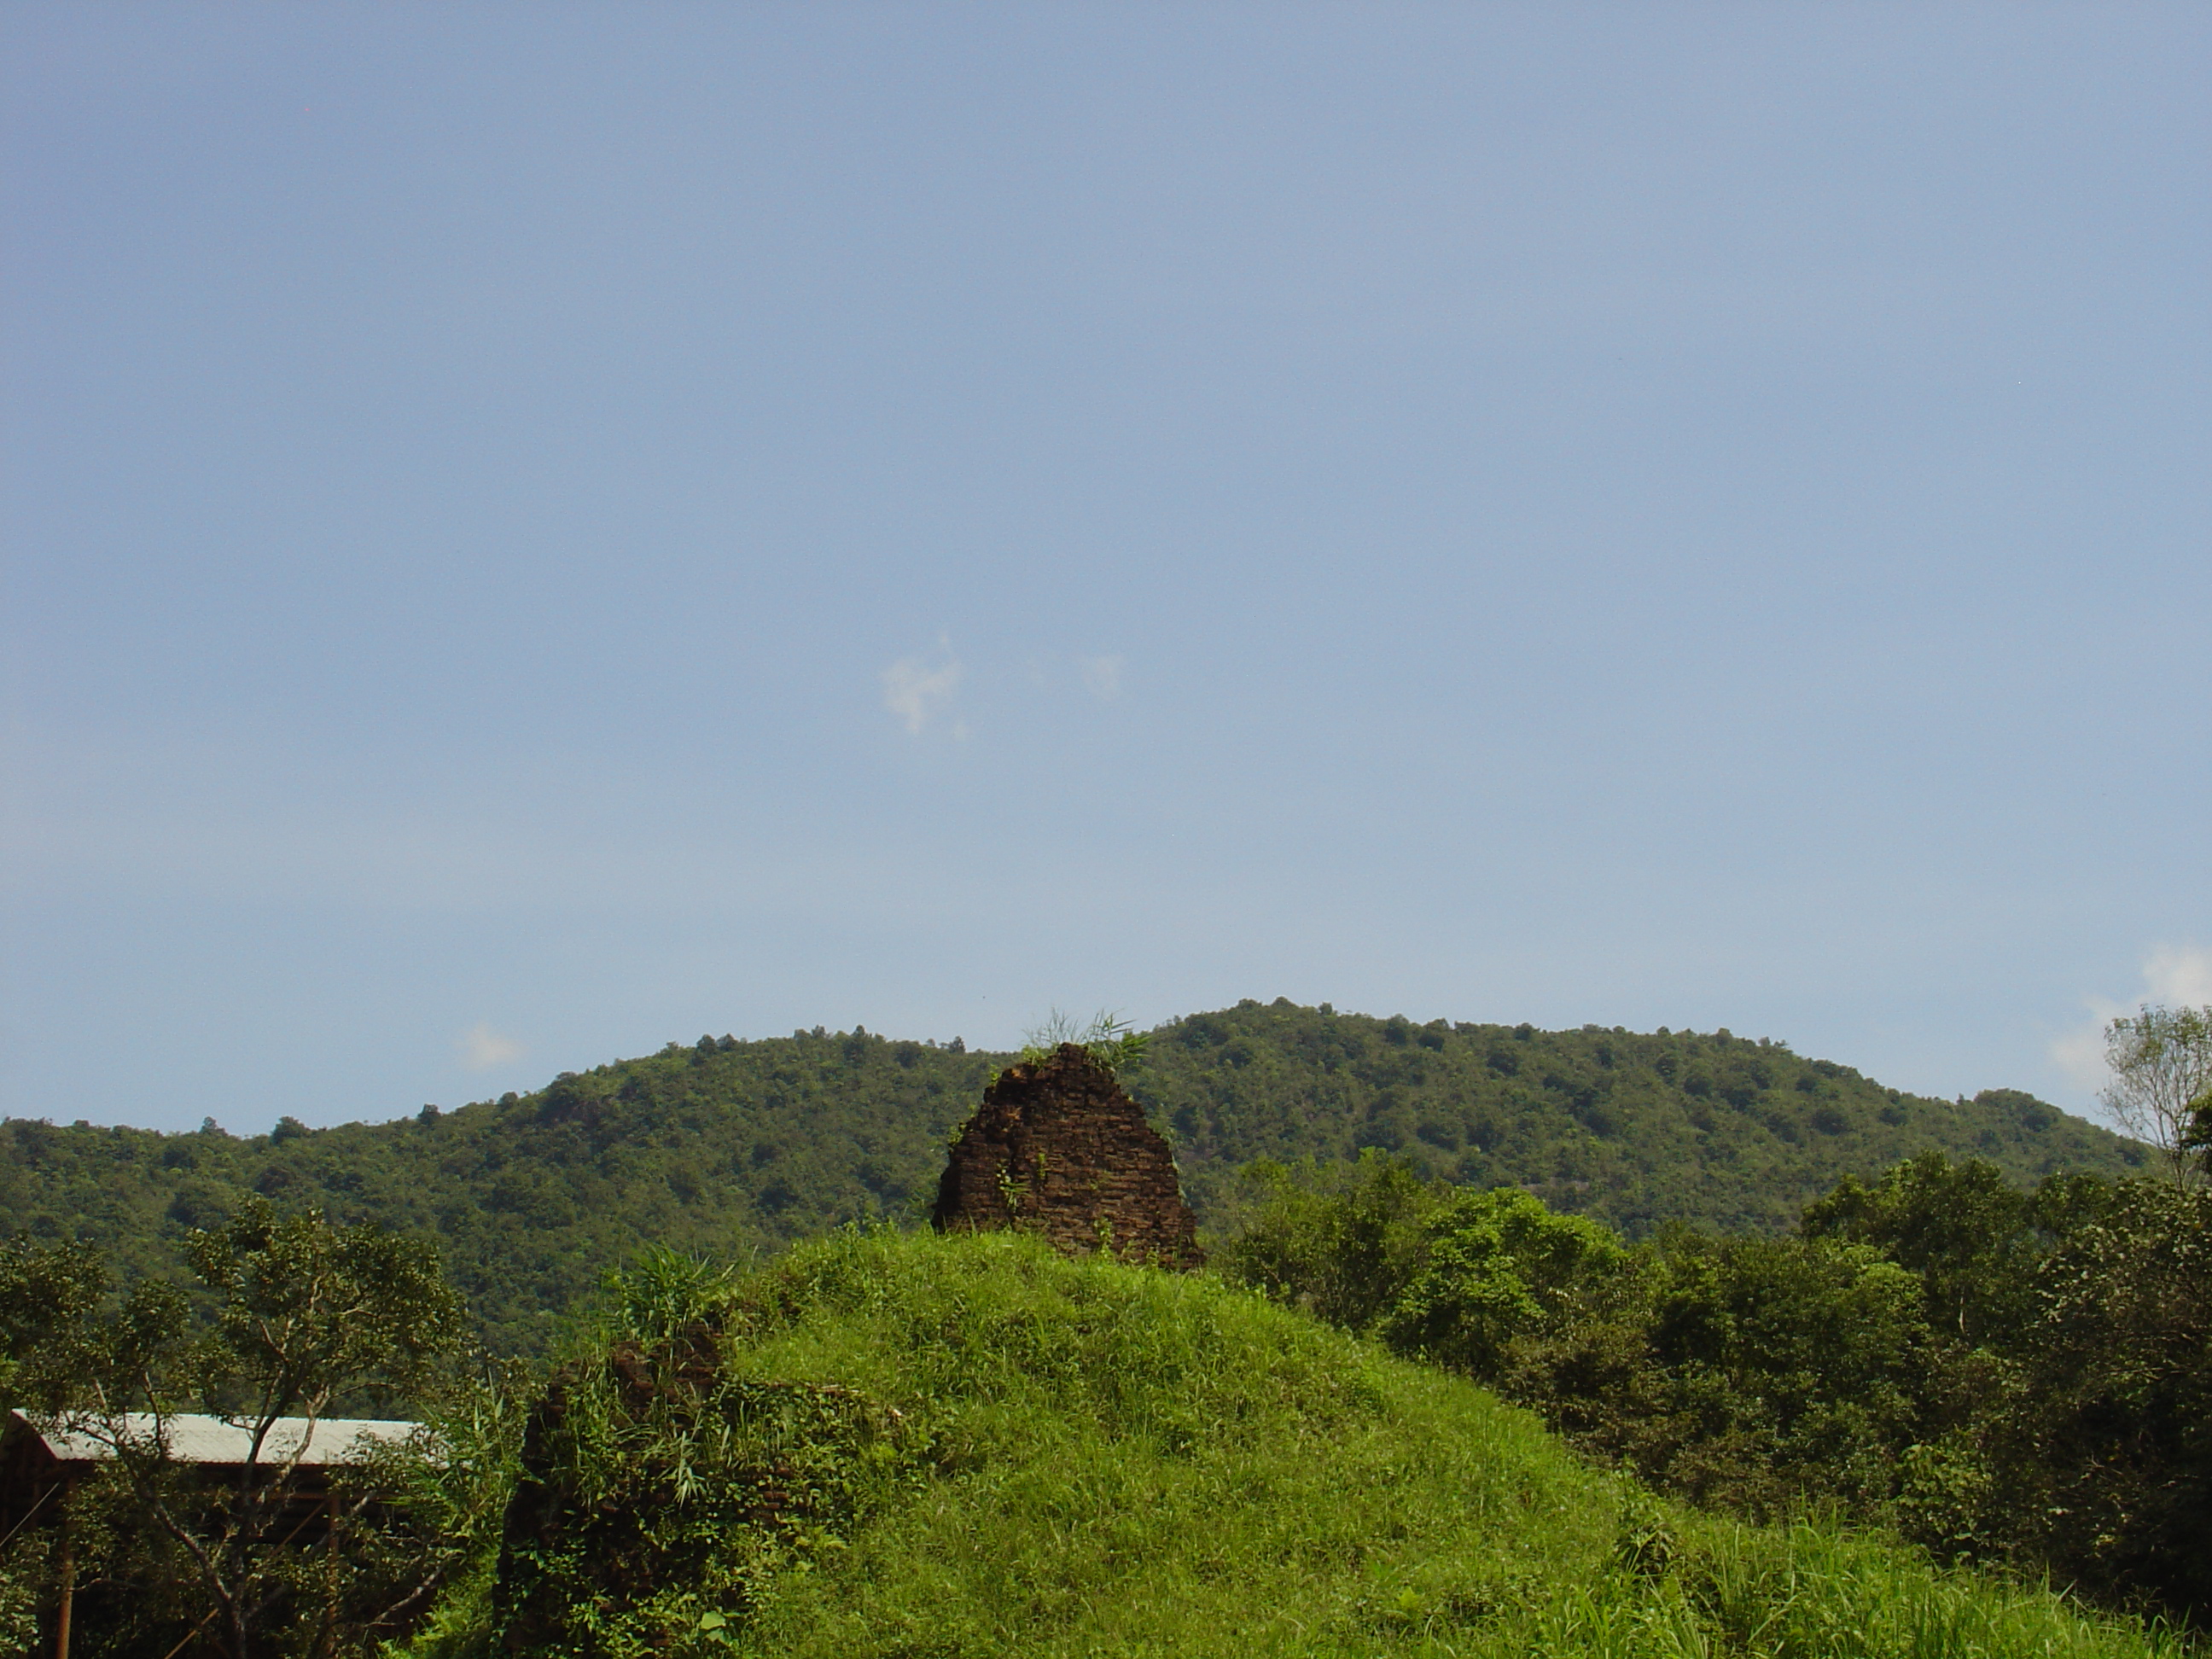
[3,1409,427,1655]
[8,1409,419,1468]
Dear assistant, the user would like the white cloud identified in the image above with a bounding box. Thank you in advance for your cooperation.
[2049,1010,2120,1095]
[2047,944,2212,1097]
[1079,655,1125,701]
[2143,944,2212,1007]
[881,651,964,735]
[457,1023,523,1072]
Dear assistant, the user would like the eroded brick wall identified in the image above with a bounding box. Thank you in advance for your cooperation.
[932,1044,1202,1268]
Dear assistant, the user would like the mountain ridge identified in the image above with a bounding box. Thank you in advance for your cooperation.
[1,999,2141,1354]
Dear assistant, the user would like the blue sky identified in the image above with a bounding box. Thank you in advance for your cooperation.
[4,3,2207,1135]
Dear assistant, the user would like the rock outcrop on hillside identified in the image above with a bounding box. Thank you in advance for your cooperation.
[932,1044,1202,1267]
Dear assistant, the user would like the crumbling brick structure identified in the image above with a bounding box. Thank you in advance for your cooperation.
[933,1044,1202,1268]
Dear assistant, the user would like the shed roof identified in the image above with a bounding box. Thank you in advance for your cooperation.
[8,1410,418,1468]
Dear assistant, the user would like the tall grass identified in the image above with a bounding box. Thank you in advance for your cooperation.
[687,1228,2182,1659]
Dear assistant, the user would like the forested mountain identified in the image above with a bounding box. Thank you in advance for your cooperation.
[1144,1000,2140,1227]
[2,1000,2141,1355]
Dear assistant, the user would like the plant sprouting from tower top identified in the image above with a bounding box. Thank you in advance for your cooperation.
[1018,1008,1150,1076]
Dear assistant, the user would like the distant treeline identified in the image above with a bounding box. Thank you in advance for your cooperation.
[1,1001,2142,1354]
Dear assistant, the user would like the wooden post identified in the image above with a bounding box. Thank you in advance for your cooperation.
[53,1477,75,1659]
[323,1488,340,1657]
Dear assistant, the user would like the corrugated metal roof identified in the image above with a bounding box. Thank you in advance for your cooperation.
[10,1410,419,1467]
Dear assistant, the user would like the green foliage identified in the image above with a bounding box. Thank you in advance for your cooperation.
[1792,1157,2212,1615]
[0,1233,108,1412]
[1,1207,473,1658]
[1208,1151,1436,1330]
[1998,1180,2212,1619]
[428,1231,2180,1658]
[492,1241,919,1656]
[1016,1007,1150,1075]
[1220,1151,2212,1627]
[15,1168,2197,1656]
[1146,1003,2140,1232]
[1379,1186,1629,1379]
[1220,1157,1942,1515]
[605,1245,746,1344]
[0,1534,45,1659]
[1806,1152,2044,1341]
[2,1031,1000,1357]
[185,1198,466,1423]
[496,1365,903,1656]
[2100,1005,2212,1181]
[1217,1156,1632,1383]
[347,1360,530,1657]
[1606,1231,1935,1516]
[0,1006,2139,1357]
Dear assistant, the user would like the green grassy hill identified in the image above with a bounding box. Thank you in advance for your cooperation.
[446,1229,2180,1658]
[1,1002,2141,1355]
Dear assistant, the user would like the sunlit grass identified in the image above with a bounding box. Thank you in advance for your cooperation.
[685,1229,2183,1659]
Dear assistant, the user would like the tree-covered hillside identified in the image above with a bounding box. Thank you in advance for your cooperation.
[1,1002,2141,1355]
[1142,1000,2142,1230]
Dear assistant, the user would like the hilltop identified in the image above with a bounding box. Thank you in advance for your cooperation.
[1142,999,2139,1226]
[0,1001,2140,1355]
[445,1229,2176,1657]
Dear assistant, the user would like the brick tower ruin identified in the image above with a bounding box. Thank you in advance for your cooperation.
[932,1044,1202,1268]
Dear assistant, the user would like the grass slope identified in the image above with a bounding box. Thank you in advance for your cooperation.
[459,1230,2181,1658]
[1,1004,2140,1355]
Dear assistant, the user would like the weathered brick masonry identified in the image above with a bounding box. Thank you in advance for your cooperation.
[932,1044,1202,1268]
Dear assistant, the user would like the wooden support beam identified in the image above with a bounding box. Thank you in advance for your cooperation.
[53,1477,74,1659]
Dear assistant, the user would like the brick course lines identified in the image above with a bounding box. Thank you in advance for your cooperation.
[932,1045,1202,1269]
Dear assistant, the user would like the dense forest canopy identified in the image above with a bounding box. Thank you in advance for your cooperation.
[1,1001,2140,1355]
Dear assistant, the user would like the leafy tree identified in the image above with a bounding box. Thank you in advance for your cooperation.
[1624,1231,1936,1517]
[1800,1152,2112,1342]
[0,1237,114,1651]
[1377,1186,1627,1380]
[184,1199,462,1426]
[2099,1004,2212,1183]
[1997,1179,2212,1617]
[1217,1150,2212,1624]
[335,1358,527,1658]
[0,1235,107,1411]
[1212,1152,1435,1331]
[2186,1084,2212,1178]
[7,1203,467,1658]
